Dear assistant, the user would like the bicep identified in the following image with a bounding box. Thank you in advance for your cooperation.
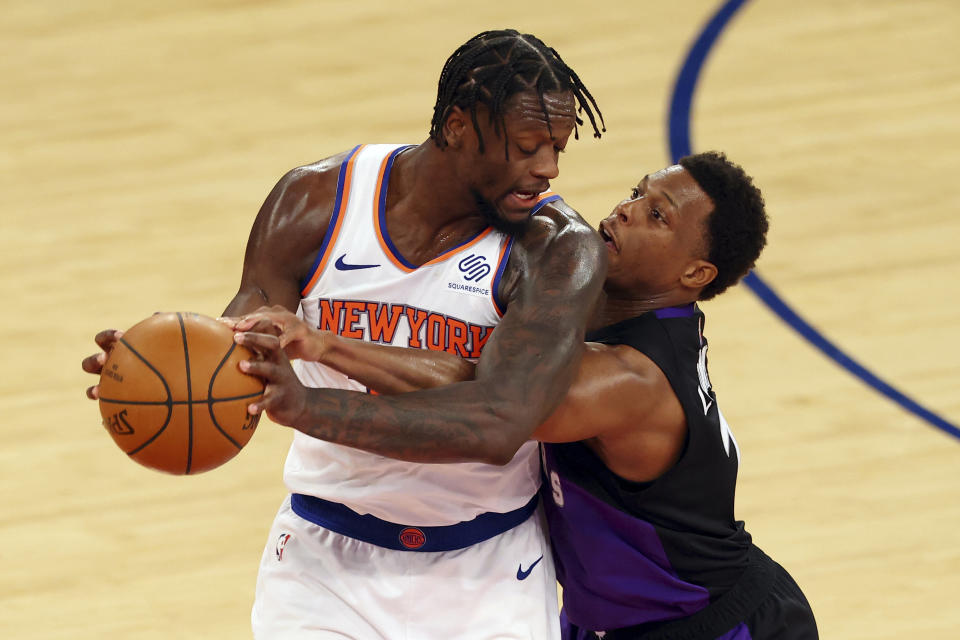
[473,225,606,427]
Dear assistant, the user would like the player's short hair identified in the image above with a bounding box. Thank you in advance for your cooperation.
[678,151,769,300]
[429,29,604,156]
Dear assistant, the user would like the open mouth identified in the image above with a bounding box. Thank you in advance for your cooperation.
[511,190,539,202]
[599,221,618,252]
[506,183,550,209]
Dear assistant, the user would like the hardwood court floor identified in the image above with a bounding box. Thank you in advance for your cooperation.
[2,1,958,637]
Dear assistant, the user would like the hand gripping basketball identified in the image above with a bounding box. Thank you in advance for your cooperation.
[220,305,329,363]
[234,330,310,429]
[96,312,264,475]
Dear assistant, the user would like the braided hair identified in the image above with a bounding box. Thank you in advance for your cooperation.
[429,29,604,157]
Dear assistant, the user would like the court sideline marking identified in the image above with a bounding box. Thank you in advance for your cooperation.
[667,0,960,440]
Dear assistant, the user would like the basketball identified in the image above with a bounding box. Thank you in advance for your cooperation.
[97,312,265,475]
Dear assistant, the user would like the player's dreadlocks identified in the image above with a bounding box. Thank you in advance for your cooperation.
[429,29,605,157]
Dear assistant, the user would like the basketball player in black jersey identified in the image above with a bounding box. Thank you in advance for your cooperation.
[227,151,818,639]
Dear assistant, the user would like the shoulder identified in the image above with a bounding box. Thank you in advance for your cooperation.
[268,149,355,209]
[570,341,671,396]
[586,342,686,481]
[501,200,606,300]
[243,149,360,283]
[606,343,673,394]
[254,149,360,240]
[575,340,673,403]
[527,199,605,254]
[533,340,680,462]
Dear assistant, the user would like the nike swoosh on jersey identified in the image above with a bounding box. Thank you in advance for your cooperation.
[516,555,544,580]
[335,254,381,271]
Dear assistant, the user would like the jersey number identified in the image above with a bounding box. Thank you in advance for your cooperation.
[696,338,740,462]
[549,470,565,507]
[540,445,565,507]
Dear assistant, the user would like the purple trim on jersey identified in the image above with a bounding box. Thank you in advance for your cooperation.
[299,144,362,292]
[375,145,491,270]
[654,303,696,319]
[531,193,562,214]
[543,450,710,630]
[375,146,418,269]
[491,236,515,316]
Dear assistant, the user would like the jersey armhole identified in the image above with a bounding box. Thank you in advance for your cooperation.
[299,144,365,296]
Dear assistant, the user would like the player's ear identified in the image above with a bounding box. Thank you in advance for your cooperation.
[681,259,717,291]
[443,106,469,150]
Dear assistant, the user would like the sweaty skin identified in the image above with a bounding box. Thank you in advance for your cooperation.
[237,201,605,465]
[84,89,607,466]
[230,166,719,481]
[234,308,686,482]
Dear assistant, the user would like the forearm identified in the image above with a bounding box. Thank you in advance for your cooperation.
[321,335,476,394]
[287,323,585,464]
[260,210,606,465]
[289,222,603,464]
[296,382,514,464]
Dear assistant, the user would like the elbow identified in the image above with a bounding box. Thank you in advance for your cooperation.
[472,403,538,466]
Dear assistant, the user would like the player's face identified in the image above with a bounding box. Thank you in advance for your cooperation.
[599,165,715,296]
[464,90,576,230]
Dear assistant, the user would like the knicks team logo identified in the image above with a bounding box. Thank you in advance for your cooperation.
[399,527,426,550]
[275,533,292,561]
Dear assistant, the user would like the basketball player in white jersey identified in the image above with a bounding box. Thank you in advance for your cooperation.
[83,30,606,638]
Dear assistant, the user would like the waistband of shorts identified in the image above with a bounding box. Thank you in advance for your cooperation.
[290,492,540,552]
[599,545,777,640]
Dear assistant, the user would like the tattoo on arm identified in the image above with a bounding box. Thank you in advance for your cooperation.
[289,220,606,465]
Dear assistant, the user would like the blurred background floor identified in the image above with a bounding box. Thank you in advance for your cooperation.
[2,1,958,637]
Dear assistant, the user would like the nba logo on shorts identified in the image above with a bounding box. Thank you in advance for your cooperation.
[275,533,292,561]
[399,527,426,549]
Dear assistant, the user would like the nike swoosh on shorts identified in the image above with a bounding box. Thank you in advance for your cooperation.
[516,555,544,580]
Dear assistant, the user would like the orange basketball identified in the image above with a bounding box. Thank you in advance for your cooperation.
[98,312,265,475]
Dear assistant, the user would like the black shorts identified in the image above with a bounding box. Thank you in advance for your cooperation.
[563,546,818,640]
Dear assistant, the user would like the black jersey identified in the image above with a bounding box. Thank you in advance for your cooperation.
[541,303,753,632]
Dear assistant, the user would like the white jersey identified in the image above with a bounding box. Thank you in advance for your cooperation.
[285,143,541,526]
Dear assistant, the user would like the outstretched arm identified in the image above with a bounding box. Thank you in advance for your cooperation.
[310,330,477,394]
[225,306,476,394]
[235,310,685,481]
[242,211,607,465]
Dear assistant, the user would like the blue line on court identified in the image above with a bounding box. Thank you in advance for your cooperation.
[667,0,960,440]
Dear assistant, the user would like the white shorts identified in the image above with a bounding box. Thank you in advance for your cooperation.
[252,494,560,640]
